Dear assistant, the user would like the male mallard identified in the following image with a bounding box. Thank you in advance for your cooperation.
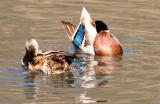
[61,7,123,56]
[22,39,76,74]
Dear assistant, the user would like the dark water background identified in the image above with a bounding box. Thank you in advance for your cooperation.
[0,0,160,104]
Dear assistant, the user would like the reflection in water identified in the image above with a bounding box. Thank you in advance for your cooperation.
[79,91,96,104]
[24,73,39,100]
[42,72,74,88]
[73,55,122,103]
[23,72,74,99]
[72,54,122,88]
[22,54,122,103]
[94,55,122,75]
[78,90,107,104]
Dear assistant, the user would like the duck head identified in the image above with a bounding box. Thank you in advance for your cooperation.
[95,20,109,33]
[94,21,123,56]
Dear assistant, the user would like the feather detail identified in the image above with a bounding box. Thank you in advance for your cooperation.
[72,23,85,48]
[61,21,77,40]
[22,39,76,74]
[80,7,97,46]
[61,20,85,49]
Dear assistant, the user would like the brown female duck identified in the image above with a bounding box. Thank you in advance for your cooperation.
[22,39,76,74]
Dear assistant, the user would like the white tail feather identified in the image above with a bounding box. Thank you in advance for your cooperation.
[80,7,91,21]
[30,39,39,53]
[25,39,40,54]
[80,7,97,46]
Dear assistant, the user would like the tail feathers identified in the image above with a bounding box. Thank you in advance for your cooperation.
[23,39,40,67]
[61,21,77,40]
[25,39,39,55]
[61,7,96,50]
[80,7,95,26]
[80,7,91,22]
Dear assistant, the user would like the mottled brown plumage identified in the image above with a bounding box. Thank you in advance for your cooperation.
[61,21,77,40]
[22,39,76,74]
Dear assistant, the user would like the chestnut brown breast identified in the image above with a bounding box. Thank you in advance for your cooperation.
[93,31,123,56]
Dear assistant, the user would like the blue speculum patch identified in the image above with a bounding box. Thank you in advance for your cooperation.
[72,24,85,48]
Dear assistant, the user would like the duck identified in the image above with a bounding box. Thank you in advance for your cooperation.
[61,7,123,56]
[21,39,76,74]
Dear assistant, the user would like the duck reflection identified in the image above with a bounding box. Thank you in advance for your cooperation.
[94,55,122,75]
[72,54,122,88]
[23,54,122,102]
[23,72,75,102]
[78,90,108,104]
[42,72,74,88]
[24,73,40,100]
[79,90,97,103]
[73,54,122,103]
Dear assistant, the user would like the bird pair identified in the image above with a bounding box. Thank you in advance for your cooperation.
[22,7,123,74]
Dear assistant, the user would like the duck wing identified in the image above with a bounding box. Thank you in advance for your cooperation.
[61,21,77,40]
[61,21,87,49]
[61,7,97,55]
[43,50,76,65]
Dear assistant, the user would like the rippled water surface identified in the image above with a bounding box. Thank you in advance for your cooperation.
[0,0,160,104]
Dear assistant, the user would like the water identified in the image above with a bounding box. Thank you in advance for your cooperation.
[0,0,160,104]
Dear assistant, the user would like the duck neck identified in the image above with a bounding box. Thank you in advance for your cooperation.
[102,30,109,32]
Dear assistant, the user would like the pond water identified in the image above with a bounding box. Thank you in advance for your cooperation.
[0,0,160,104]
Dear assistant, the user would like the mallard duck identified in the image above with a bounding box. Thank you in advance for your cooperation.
[22,39,76,74]
[61,7,123,56]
